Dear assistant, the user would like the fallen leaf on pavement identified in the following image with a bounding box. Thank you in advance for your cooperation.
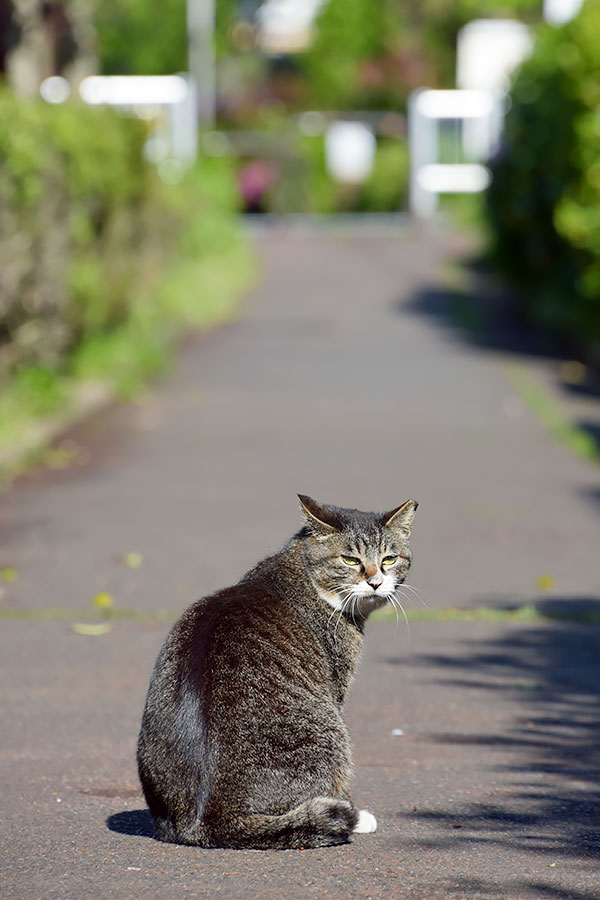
[71,622,113,636]
[124,552,143,568]
[536,574,554,591]
[93,592,115,609]
[1,566,18,582]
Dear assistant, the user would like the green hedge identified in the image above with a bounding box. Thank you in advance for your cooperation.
[241,130,409,215]
[300,0,542,112]
[0,93,253,451]
[0,92,152,379]
[299,135,409,214]
[485,1,600,352]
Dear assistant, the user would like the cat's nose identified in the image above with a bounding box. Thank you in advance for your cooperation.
[367,575,383,590]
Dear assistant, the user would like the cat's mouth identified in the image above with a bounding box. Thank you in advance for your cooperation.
[319,585,391,613]
[351,586,395,608]
[355,579,395,599]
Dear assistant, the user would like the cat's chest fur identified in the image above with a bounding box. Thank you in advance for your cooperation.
[318,608,363,704]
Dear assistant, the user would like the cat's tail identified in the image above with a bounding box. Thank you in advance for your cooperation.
[161,796,361,850]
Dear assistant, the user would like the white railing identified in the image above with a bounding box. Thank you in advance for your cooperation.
[409,19,535,218]
[408,88,499,219]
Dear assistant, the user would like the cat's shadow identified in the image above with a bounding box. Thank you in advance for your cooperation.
[107,808,155,839]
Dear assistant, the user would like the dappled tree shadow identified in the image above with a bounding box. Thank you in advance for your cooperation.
[399,276,557,360]
[394,617,600,872]
[561,378,600,401]
[398,262,600,460]
[534,596,600,625]
[582,486,600,514]
[444,877,599,900]
[578,421,600,454]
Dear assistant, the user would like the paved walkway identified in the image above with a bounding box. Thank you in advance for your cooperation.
[2,223,600,899]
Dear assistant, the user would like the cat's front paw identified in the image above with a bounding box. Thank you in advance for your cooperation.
[353,809,377,834]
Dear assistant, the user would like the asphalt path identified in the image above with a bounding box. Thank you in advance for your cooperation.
[2,222,600,899]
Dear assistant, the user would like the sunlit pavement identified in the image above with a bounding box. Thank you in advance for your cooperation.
[2,222,600,899]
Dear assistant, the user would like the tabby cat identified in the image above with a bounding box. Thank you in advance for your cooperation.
[137,494,418,849]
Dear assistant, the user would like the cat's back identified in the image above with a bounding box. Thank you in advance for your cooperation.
[154,555,330,705]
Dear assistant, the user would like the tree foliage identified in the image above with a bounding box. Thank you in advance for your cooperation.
[95,0,187,75]
[486,0,600,347]
[95,0,240,76]
[300,0,543,110]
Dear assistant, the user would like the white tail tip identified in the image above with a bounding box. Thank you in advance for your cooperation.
[353,809,377,834]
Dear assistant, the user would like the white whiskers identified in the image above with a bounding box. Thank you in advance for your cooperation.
[325,583,365,644]
[387,593,410,637]
[325,585,351,643]
[397,582,428,608]
[322,579,425,646]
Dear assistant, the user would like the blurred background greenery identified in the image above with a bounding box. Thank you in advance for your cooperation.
[486,0,600,348]
[92,0,544,216]
[1,0,599,460]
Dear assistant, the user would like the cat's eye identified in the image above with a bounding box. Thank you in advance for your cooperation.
[382,555,398,566]
[341,555,362,567]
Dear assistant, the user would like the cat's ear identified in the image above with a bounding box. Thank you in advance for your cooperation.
[297,494,340,534]
[382,500,418,535]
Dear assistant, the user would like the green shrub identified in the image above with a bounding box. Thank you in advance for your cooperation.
[485,1,600,350]
[96,0,187,75]
[0,93,253,451]
[0,91,150,379]
[70,157,253,397]
[301,0,388,110]
[358,139,409,212]
[300,0,542,113]
[268,133,409,214]
[95,0,237,75]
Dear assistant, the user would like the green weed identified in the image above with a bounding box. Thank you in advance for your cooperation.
[505,364,600,467]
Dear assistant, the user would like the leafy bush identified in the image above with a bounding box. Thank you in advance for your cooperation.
[95,0,186,74]
[261,132,409,214]
[0,93,253,450]
[301,0,390,109]
[358,139,409,212]
[485,2,600,350]
[0,91,149,380]
[301,0,542,112]
[69,157,252,397]
[95,0,238,75]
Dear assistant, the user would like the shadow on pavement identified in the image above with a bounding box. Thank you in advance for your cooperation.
[478,596,600,627]
[444,877,599,900]
[399,266,600,460]
[107,809,155,839]
[400,280,555,360]
[582,486,600,513]
[562,377,600,401]
[534,596,600,625]
[579,420,600,451]
[397,614,600,891]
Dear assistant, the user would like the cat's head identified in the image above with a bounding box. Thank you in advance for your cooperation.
[297,494,418,617]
